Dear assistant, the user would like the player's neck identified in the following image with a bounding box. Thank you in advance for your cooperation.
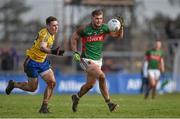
[91,22,101,29]
[47,29,54,36]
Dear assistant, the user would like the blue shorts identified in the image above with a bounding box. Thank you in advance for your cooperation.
[24,58,50,78]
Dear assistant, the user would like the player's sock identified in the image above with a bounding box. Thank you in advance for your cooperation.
[105,99,111,103]
[152,89,156,99]
[144,87,151,99]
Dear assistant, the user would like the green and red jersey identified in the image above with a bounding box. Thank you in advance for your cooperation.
[77,23,110,60]
[145,49,164,69]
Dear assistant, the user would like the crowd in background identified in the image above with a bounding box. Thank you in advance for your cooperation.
[0,47,19,71]
[0,14,180,74]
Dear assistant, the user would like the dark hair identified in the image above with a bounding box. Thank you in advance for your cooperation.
[91,9,103,17]
[155,39,162,42]
[46,16,57,25]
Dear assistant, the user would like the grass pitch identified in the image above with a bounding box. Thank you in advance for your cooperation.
[0,93,180,118]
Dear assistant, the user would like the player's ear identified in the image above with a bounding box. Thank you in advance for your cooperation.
[103,19,105,23]
[46,25,50,30]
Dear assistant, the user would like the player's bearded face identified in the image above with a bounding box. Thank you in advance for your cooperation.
[48,21,59,35]
[92,15,103,28]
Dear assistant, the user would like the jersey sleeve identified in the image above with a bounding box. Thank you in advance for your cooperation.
[145,50,150,60]
[76,25,86,37]
[102,23,110,33]
[160,50,164,60]
[38,29,49,42]
[161,50,165,57]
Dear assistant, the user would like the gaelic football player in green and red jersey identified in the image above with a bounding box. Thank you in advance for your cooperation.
[70,9,124,112]
[144,40,165,99]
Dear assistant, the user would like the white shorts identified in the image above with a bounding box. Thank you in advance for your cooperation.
[80,58,102,71]
[148,69,161,80]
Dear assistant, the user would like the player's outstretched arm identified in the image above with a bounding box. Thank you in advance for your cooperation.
[40,41,64,56]
[109,27,124,39]
[51,47,64,56]
[159,58,165,72]
[71,31,80,53]
[119,16,124,38]
[70,31,81,62]
[109,16,124,39]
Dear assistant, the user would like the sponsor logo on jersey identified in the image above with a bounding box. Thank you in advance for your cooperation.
[85,34,104,42]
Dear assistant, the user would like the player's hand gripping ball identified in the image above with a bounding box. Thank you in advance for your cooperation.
[107,18,121,32]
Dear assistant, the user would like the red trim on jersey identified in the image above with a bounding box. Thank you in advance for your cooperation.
[146,55,162,61]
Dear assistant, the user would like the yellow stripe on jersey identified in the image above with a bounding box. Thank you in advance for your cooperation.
[26,28,55,62]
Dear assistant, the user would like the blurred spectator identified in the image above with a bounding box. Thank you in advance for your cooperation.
[165,19,176,39]
[165,17,180,39]
[10,47,19,70]
[102,58,124,73]
[102,59,114,72]
[1,48,14,71]
[0,47,19,71]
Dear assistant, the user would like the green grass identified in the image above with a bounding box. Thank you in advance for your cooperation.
[0,93,180,118]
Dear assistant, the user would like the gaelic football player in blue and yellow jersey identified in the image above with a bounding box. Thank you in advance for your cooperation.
[5,16,64,113]
[71,9,124,112]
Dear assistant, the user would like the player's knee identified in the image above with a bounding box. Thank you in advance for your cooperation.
[47,80,56,89]
[151,83,156,88]
[52,81,56,88]
[86,83,94,90]
[29,85,37,92]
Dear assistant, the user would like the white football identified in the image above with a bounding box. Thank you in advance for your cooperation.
[107,19,121,32]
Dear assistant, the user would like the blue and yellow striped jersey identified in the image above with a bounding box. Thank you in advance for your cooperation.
[26,28,55,62]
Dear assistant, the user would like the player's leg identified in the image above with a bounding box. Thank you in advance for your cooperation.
[148,72,156,99]
[145,70,154,99]
[151,79,158,99]
[98,71,119,112]
[78,74,96,97]
[142,77,149,93]
[5,57,39,95]
[39,69,56,113]
[144,84,151,99]
[77,61,101,97]
[71,59,97,112]
[87,62,119,112]
[72,74,96,112]
[15,78,38,91]
[144,78,151,99]
[140,78,144,93]
[151,70,160,99]
[6,78,38,95]
[98,72,109,101]
[145,77,155,99]
[143,77,149,97]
